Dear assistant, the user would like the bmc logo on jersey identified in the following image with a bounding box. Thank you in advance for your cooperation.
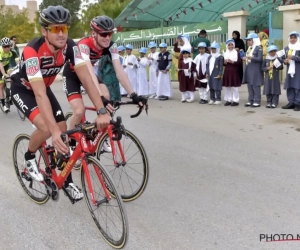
[40,67,62,77]
[25,57,39,76]
[13,94,28,112]
[79,44,90,56]
[73,46,83,59]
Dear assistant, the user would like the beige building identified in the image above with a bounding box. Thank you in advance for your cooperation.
[0,0,37,23]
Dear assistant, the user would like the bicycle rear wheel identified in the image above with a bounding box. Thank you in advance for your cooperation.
[12,134,49,204]
[96,129,149,202]
[17,108,26,121]
[81,156,128,249]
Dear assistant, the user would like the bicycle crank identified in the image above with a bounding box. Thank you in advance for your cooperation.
[45,178,59,201]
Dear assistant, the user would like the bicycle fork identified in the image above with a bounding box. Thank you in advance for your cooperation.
[82,158,111,207]
[107,128,127,167]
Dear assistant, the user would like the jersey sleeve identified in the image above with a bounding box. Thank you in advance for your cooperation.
[66,39,86,68]
[78,41,91,61]
[108,42,119,61]
[22,46,43,82]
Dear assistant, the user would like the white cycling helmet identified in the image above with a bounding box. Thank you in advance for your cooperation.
[1,37,12,47]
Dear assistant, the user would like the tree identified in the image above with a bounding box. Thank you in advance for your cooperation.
[0,7,36,43]
[38,0,82,38]
[80,0,132,33]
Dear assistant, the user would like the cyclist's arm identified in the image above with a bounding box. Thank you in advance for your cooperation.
[107,44,134,94]
[78,44,103,96]
[74,64,105,110]
[112,59,134,94]
[70,43,105,110]
[23,49,61,134]
[0,61,6,76]
[85,60,103,95]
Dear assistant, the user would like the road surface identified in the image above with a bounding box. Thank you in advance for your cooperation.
[1,81,300,250]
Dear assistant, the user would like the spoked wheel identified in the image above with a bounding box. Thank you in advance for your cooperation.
[17,108,26,121]
[81,156,128,249]
[12,134,49,204]
[96,129,149,202]
[65,112,81,170]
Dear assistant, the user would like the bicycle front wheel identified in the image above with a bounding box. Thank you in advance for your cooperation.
[96,129,149,202]
[81,156,128,249]
[12,134,49,204]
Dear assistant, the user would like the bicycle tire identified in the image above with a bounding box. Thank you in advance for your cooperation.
[81,156,128,249]
[96,129,149,202]
[64,112,81,170]
[12,134,50,204]
[17,108,26,121]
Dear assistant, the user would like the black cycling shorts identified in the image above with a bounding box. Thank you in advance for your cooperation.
[63,65,104,102]
[11,82,65,123]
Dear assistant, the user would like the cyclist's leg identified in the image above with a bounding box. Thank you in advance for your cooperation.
[98,83,112,152]
[0,80,4,105]
[64,69,84,129]
[11,83,49,181]
[47,87,82,198]
[0,70,5,108]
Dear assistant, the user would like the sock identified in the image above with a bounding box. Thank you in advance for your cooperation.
[1,99,4,106]
[189,91,194,100]
[64,173,73,187]
[24,149,36,161]
[181,92,186,100]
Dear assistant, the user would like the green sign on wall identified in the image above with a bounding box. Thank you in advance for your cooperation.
[113,21,228,43]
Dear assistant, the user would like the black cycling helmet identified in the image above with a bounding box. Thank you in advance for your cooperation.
[39,5,71,27]
[90,16,114,32]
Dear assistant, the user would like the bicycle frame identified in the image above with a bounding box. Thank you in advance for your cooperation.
[40,128,111,205]
[79,106,127,166]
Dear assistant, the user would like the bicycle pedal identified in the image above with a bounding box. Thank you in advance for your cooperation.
[62,186,76,204]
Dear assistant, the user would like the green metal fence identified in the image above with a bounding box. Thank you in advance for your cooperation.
[113,21,228,80]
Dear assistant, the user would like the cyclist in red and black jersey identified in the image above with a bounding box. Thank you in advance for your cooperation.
[63,15,145,153]
[10,6,110,200]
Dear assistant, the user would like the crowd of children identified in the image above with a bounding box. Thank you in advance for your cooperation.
[97,30,300,109]
[116,42,172,101]
[173,30,300,110]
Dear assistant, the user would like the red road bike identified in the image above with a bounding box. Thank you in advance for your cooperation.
[12,120,129,248]
[65,101,149,202]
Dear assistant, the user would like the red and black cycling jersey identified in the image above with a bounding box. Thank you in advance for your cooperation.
[10,37,85,90]
[64,37,119,72]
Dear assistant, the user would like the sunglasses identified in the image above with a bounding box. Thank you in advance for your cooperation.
[46,25,68,34]
[2,45,10,48]
[97,32,113,38]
